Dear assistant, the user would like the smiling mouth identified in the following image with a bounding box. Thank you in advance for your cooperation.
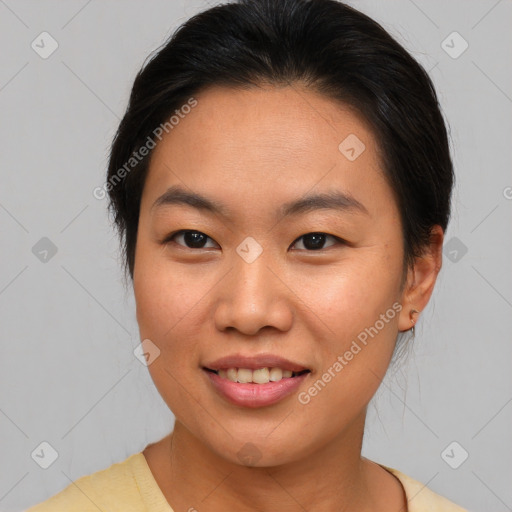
[203,367,310,384]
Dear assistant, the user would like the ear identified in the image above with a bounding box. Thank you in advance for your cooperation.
[398,225,444,332]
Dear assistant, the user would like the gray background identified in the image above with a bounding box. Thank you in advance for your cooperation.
[0,0,510,511]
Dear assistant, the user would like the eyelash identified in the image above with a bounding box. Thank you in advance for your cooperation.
[162,230,345,251]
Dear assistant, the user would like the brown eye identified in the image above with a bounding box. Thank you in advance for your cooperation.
[291,232,341,251]
[167,230,219,249]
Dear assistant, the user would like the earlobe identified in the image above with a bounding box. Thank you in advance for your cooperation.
[397,225,444,332]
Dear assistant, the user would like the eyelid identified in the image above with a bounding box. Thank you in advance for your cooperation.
[163,230,220,249]
[290,233,344,251]
[162,230,346,251]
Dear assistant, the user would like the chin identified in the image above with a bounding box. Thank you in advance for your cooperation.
[202,432,310,469]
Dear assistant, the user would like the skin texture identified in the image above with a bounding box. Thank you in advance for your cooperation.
[134,84,444,511]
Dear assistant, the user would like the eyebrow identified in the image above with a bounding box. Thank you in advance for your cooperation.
[151,184,369,219]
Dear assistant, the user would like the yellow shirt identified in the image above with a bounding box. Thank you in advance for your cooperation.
[26,452,468,511]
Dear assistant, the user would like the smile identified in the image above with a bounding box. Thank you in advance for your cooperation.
[203,367,311,408]
[204,367,310,384]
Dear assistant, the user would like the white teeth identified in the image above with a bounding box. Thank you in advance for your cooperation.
[269,367,283,381]
[237,368,253,383]
[215,367,305,384]
[253,368,270,384]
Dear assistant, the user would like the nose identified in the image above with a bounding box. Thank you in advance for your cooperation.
[213,254,294,336]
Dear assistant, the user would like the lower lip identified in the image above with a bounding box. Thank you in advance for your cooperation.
[204,370,309,408]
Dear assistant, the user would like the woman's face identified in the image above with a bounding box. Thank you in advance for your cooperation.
[133,84,414,466]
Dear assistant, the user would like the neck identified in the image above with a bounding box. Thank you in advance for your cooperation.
[146,409,389,512]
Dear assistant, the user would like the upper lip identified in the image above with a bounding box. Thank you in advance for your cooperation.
[204,354,309,372]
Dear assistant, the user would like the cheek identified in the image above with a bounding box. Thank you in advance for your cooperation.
[294,251,401,335]
[291,251,401,395]
[134,248,208,343]
[133,251,209,413]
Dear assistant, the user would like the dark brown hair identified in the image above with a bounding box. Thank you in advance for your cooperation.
[106,0,454,289]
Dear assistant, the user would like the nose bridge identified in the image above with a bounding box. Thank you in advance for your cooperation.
[214,246,293,335]
[233,251,273,302]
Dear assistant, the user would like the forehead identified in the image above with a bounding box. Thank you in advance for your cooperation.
[143,84,394,220]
